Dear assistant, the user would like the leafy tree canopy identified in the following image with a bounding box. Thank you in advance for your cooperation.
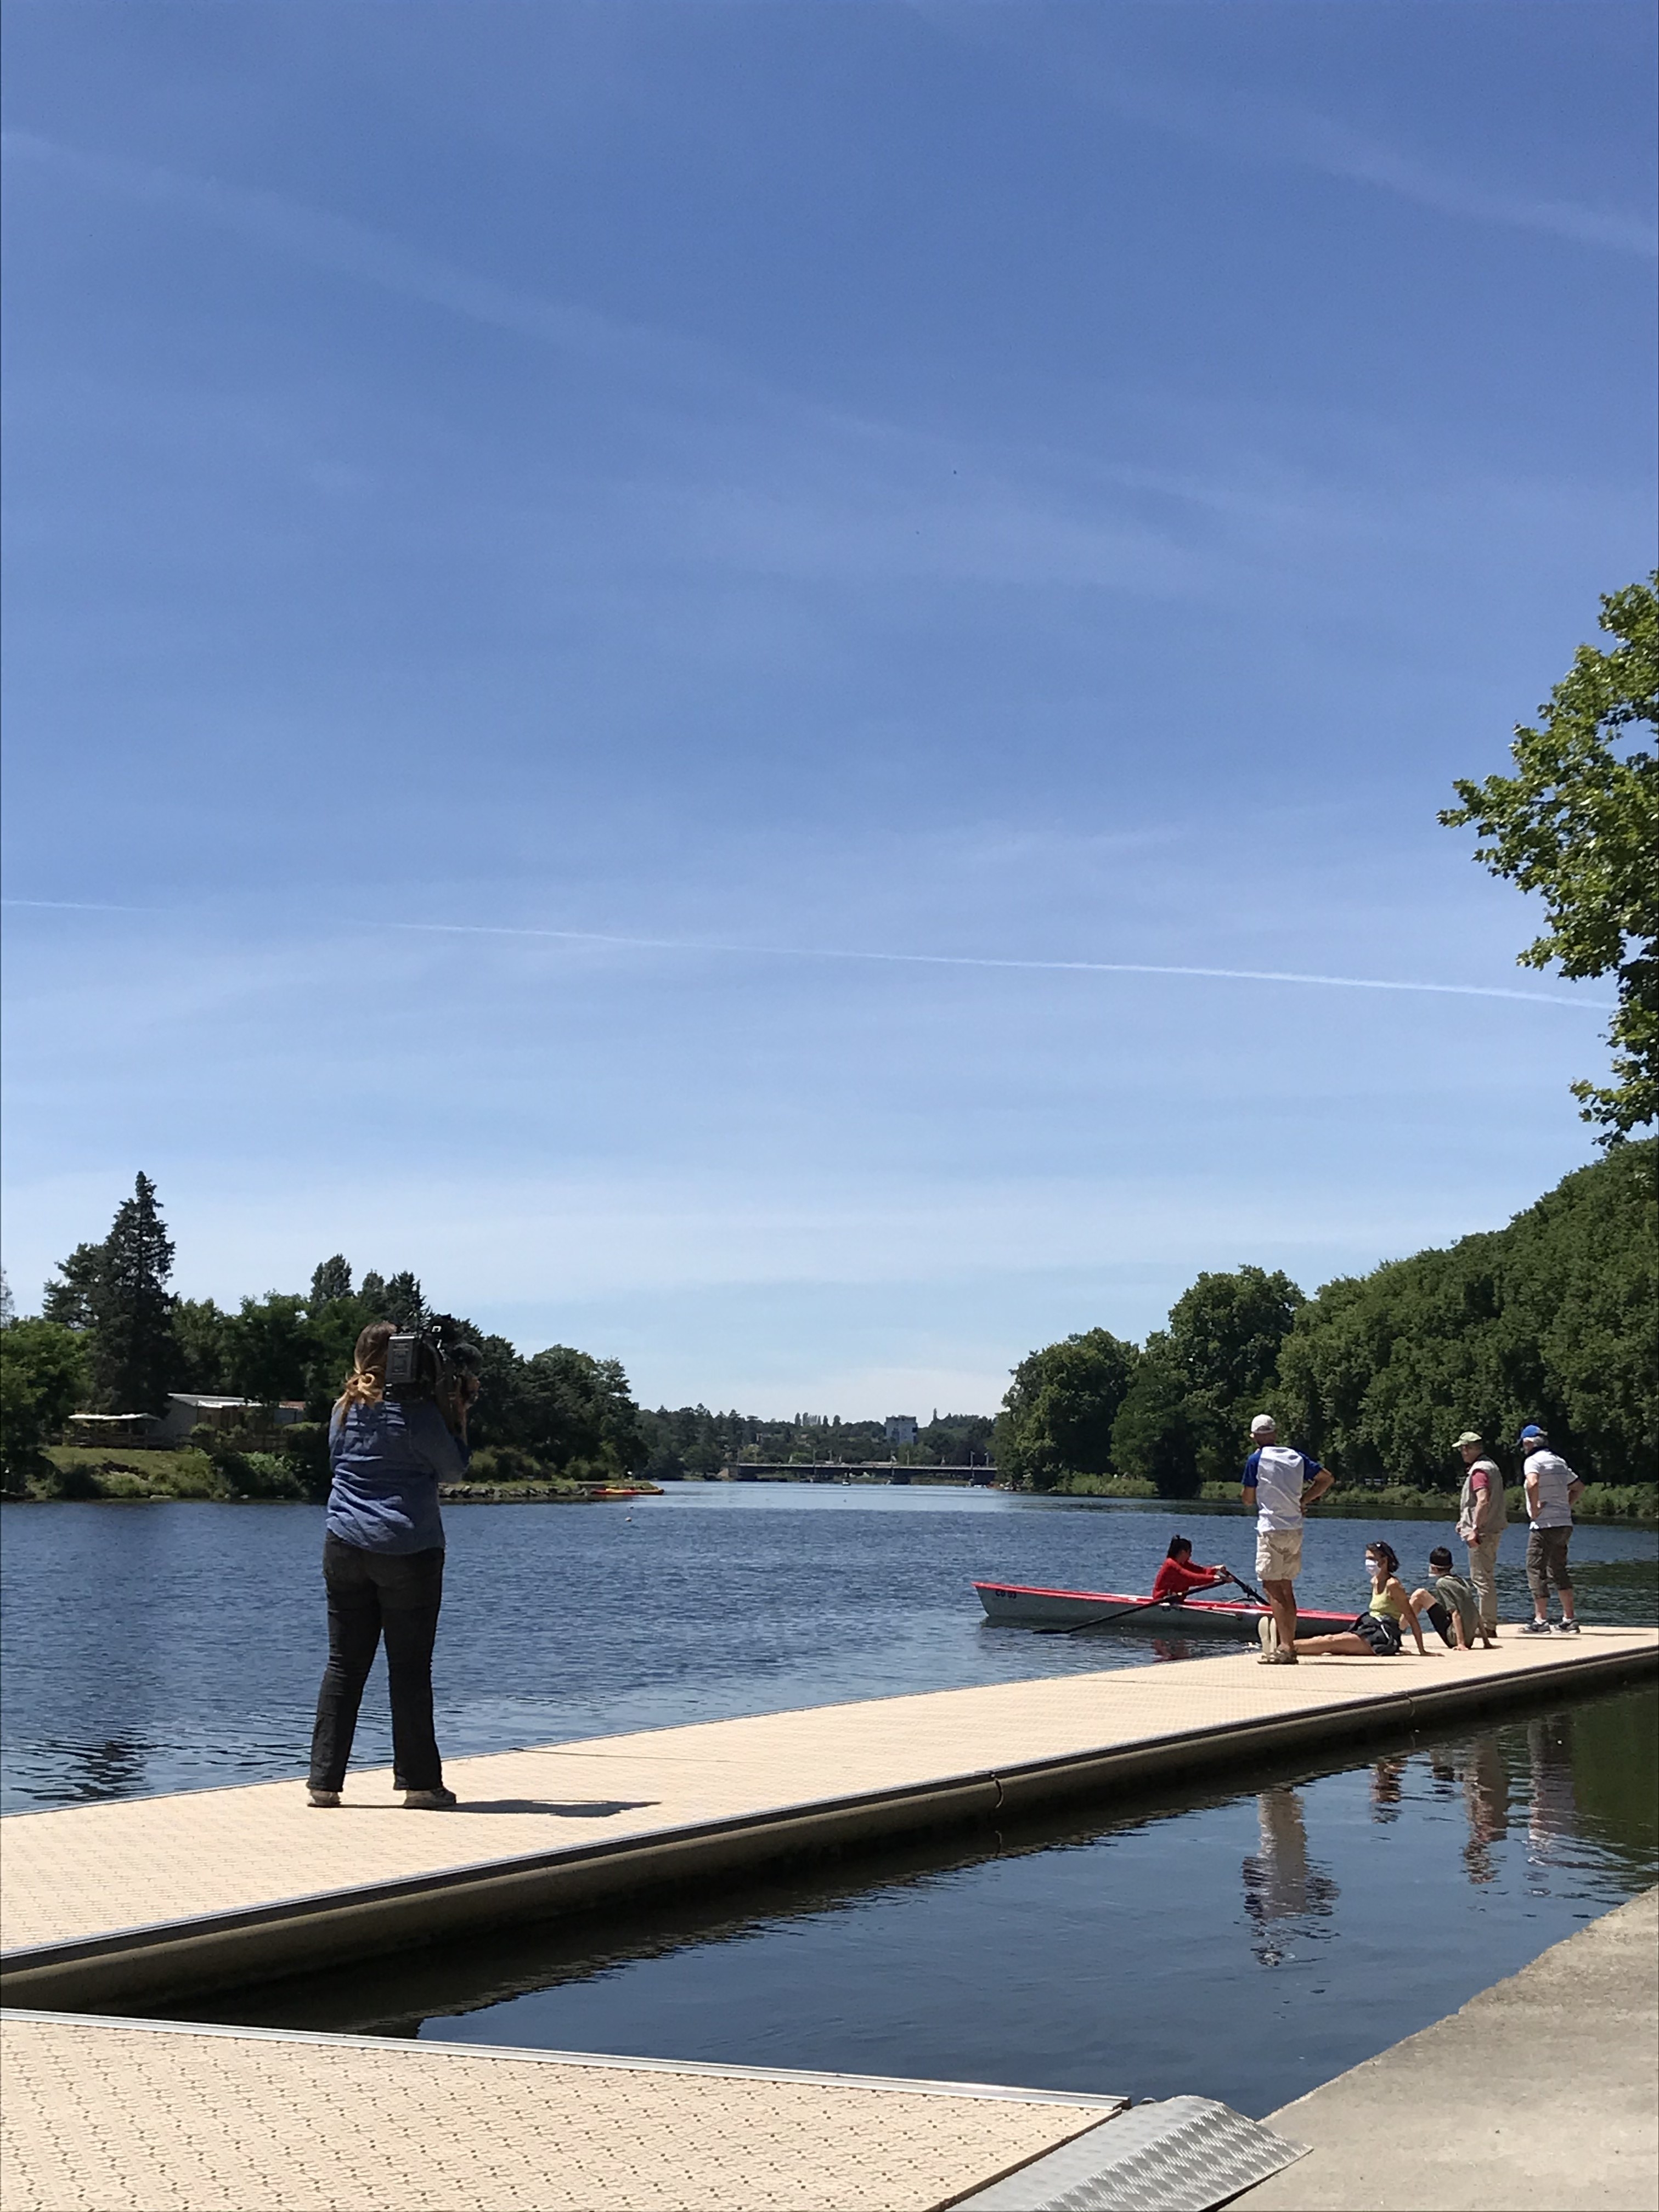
[1163,1265,1305,1476]
[994,1328,1139,1492]
[1442,575,1658,1139]
[1109,1341,1201,1498]
[1274,1138,1656,1485]
[309,1255,353,1305]
[1,1318,90,1483]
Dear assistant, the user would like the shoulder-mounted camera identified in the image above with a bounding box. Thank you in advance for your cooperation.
[385,1331,483,1423]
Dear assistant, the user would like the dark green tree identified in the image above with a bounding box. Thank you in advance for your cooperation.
[47,1175,179,1412]
[994,1329,1139,1491]
[1273,1139,1656,1485]
[1442,575,1658,1140]
[516,1346,646,1476]
[1108,1343,1201,1497]
[309,1255,353,1305]
[99,1174,179,1412]
[1,1318,90,1486]
[41,1243,105,1333]
[359,1270,425,1330]
[223,1294,316,1406]
[1164,1265,1305,1477]
[173,1298,232,1393]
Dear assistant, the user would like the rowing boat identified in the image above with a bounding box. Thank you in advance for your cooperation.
[973,1579,1356,1638]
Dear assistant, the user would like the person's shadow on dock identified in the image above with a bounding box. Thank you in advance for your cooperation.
[458,1798,658,1816]
[342,1798,658,1816]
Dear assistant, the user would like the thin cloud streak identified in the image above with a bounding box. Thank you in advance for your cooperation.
[917,9,1657,259]
[2,898,157,913]
[0,130,733,393]
[391,921,1613,1011]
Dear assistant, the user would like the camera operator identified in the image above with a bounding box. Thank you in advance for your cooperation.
[306,1319,480,1810]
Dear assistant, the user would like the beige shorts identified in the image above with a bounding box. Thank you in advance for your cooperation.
[1256,1528,1303,1583]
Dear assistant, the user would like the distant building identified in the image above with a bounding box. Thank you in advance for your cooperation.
[153,1395,307,1444]
[884,1414,918,1447]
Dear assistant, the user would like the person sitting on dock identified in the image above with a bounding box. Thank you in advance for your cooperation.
[1411,1546,1488,1651]
[1242,1414,1334,1666]
[1259,1540,1428,1661]
[1150,1537,1233,1605]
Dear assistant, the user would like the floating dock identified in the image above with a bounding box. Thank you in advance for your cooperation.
[1235,1884,1659,2212]
[3,1627,1653,2012]
[0,2017,1139,2212]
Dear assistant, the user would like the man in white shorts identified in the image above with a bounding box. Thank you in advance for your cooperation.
[1242,1414,1333,1664]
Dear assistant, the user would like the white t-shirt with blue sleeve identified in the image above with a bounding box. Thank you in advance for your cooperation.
[1243,1444,1322,1531]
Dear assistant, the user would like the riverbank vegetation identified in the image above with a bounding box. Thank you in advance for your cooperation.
[0,1187,994,1496]
[997,1139,1655,1511]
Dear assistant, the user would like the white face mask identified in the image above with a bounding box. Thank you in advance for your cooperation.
[1365,1557,1383,1577]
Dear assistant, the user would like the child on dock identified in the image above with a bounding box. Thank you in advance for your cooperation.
[1412,1547,1490,1651]
[1258,1541,1428,1661]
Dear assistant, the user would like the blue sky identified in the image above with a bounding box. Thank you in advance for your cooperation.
[2,2,1653,1417]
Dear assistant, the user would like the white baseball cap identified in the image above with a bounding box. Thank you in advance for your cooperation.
[1250,1413,1276,1435]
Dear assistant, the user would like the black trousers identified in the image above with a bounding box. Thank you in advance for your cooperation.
[309,1533,445,1792]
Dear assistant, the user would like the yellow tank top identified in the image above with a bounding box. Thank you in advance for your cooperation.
[1369,1582,1403,1620]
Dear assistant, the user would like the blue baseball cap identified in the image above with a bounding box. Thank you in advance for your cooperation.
[1518,1424,1545,1443]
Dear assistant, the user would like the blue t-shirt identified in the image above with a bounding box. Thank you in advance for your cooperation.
[326,1397,468,1555]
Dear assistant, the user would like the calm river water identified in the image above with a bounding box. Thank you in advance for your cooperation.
[5,1487,1656,2115]
[2,1485,1654,1809]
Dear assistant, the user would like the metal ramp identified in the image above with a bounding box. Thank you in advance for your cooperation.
[952,2095,1307,2212]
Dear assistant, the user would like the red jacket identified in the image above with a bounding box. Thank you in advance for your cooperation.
[1151,1557,1226,1602]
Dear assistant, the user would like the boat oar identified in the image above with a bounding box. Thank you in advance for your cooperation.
[1227,1568,1273,1610]
[1038,1594,1187,1635]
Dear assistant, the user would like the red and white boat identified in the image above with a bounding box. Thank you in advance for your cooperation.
[974,1579,1355,1639]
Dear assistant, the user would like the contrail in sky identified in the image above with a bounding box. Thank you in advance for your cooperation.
[1,900,1616,1008]
[391,921,1612,1010]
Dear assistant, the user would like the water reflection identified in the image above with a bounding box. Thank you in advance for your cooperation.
[1462,1734,1511,1884]
[1240,1786,1339,1966]
[1527,1714,1577,1867]
[44,1735,154,1802]
[1369,1754,1408,1824]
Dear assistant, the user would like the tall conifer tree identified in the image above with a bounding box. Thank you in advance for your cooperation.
[46,1173,179,1413]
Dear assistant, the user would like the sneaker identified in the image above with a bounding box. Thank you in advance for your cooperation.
[1257,1616,1278,1658]
[306,1787,340,1809]
[1552,1619,1581,1634]
[1519,1620,1553,1636]
[403,1787,458,1809]
[1259,1649,1299,1665]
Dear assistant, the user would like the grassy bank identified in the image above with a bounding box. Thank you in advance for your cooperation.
[8,1444,312,1502]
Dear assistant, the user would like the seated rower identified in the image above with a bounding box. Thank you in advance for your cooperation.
[1152,1536,1233,1605]
[1411,1545,1488,1651]
[1259,1541,1427,1660]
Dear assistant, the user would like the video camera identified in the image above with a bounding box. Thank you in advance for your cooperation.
[385,1331,483,1430]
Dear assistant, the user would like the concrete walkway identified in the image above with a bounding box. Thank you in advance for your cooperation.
[3,1628,1652,2011]
[0,2014,1127,2212]
[1236,1886,1659,2212]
